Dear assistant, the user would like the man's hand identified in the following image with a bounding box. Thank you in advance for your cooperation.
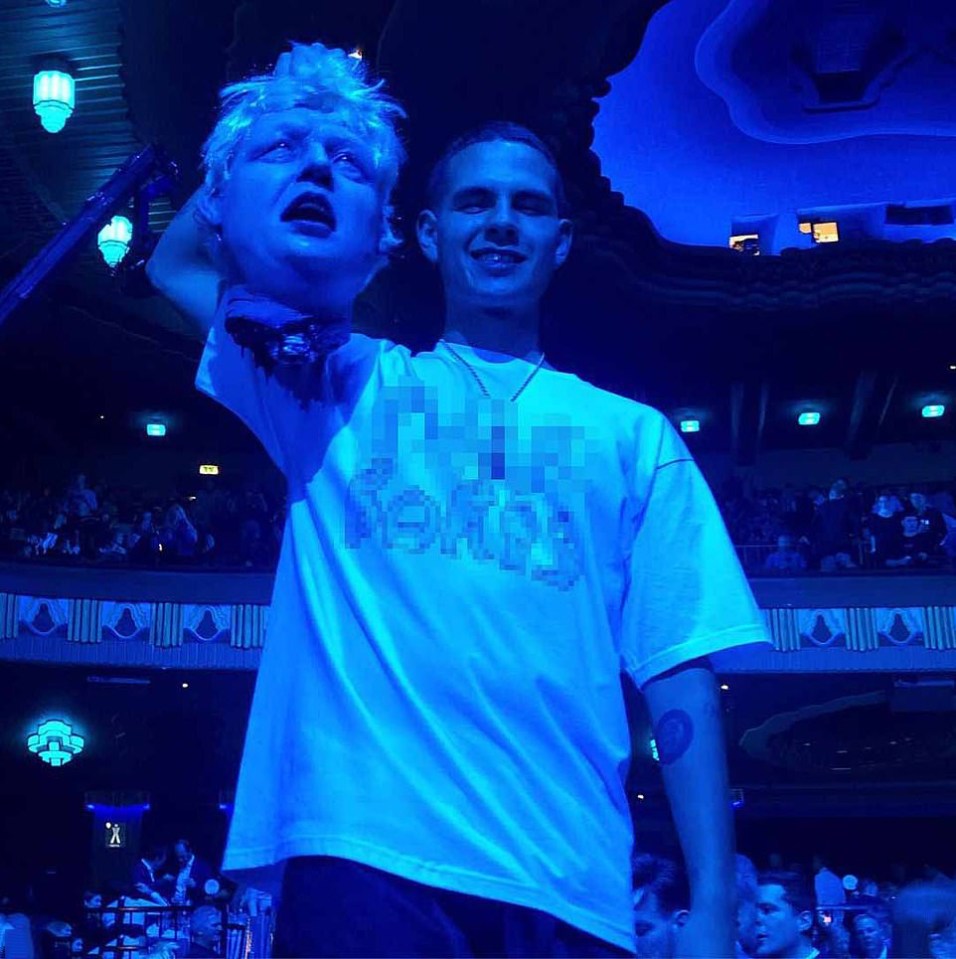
[273,43,333,80]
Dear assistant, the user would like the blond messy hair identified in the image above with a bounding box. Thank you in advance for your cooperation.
[199,43,406,251]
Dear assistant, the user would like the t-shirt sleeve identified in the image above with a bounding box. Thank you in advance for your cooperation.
[620,413,769,688]
[195,319,315,475]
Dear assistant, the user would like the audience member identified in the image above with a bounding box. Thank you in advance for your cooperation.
[130,846,168,905]
[754,871,818,959]
[852,899,890,959]
[812,481,859,572]
[814,856,846,909]
[164,841,214,908]
[630,854,690,959]
[765,535,808,573]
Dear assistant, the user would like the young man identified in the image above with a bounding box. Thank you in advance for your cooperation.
[630,854,690,959]
[149,43,767,958]
[753,872,818,959]
[130,844,168,905]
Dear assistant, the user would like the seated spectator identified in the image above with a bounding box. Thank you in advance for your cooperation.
[886,516,937,569]
[66,473,98,519]
[851,899,890,959]
[159,505,198,561]
[127,511,160,563]
[754,871,817,959]
[905,492,947,559]
[631,853,690,959]
[765,535,808,573]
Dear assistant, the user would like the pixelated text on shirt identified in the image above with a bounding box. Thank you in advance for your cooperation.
[344,381,592,590]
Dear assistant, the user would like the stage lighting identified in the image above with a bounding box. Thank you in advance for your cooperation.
[97,215,133,268]
[33,67,75,133]
[922,404,945,419]
[679,419,700,434]
[145,422,166,437]
[798,411,821,426]
[27,719,84,767]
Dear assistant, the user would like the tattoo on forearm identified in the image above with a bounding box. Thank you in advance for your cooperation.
[654,709,694,765]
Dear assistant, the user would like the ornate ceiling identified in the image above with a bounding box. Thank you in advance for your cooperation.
[0,0,953,461]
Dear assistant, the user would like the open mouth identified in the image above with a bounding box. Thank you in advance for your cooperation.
[281,192,336,231]
[470,248,527,266]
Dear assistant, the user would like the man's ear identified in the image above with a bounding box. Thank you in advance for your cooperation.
[553,217,573,269]
[416,209,439,265]
[797,910,814,934]
[672,909,690,929]
[195,189,223,235]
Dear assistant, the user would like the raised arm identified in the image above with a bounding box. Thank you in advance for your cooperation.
[146,192,222,335]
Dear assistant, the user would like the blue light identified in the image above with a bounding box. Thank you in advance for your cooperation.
[649,737,659,762]
[798,411,821,426]
[97,215,133,268]
[922,404,945,419]
[679,419,700,434]
[27,719,84,767]
[32,68,75,133]
[145,422,166,437]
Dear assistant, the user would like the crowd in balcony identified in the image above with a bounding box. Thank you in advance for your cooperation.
[1,472,954,575]
[717,478,956,574]
[0,474,283,571]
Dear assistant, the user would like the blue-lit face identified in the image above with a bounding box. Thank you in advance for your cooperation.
[754,885,809,958]
[419,140,572,315]
[206,107,386,314]
[632,888,684,958]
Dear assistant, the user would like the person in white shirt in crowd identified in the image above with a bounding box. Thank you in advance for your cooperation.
[753,872,818,959]
[812,855,845,910]
[147,40,767,958]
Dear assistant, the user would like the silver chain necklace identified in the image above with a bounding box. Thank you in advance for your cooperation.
[440,339,546,402]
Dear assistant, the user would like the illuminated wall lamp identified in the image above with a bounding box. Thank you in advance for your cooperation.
[922,404,945,419]
[798,411,821,426]
[33,66,75,133]
[97,215,133,268]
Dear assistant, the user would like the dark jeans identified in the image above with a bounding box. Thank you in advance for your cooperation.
[274,856,633,958]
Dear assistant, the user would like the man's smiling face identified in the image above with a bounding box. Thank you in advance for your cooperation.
[418,139,572,315]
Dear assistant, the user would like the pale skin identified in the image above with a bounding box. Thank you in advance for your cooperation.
[148,45,741,956]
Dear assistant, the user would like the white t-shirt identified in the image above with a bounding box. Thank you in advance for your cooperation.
[197,323,768,951]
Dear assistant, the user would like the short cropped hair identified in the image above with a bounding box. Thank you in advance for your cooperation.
[200,43,406,250]
[853,897,891,929]
[758,870,816,916]
[632,854,691,915]
[424,121,568,216]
